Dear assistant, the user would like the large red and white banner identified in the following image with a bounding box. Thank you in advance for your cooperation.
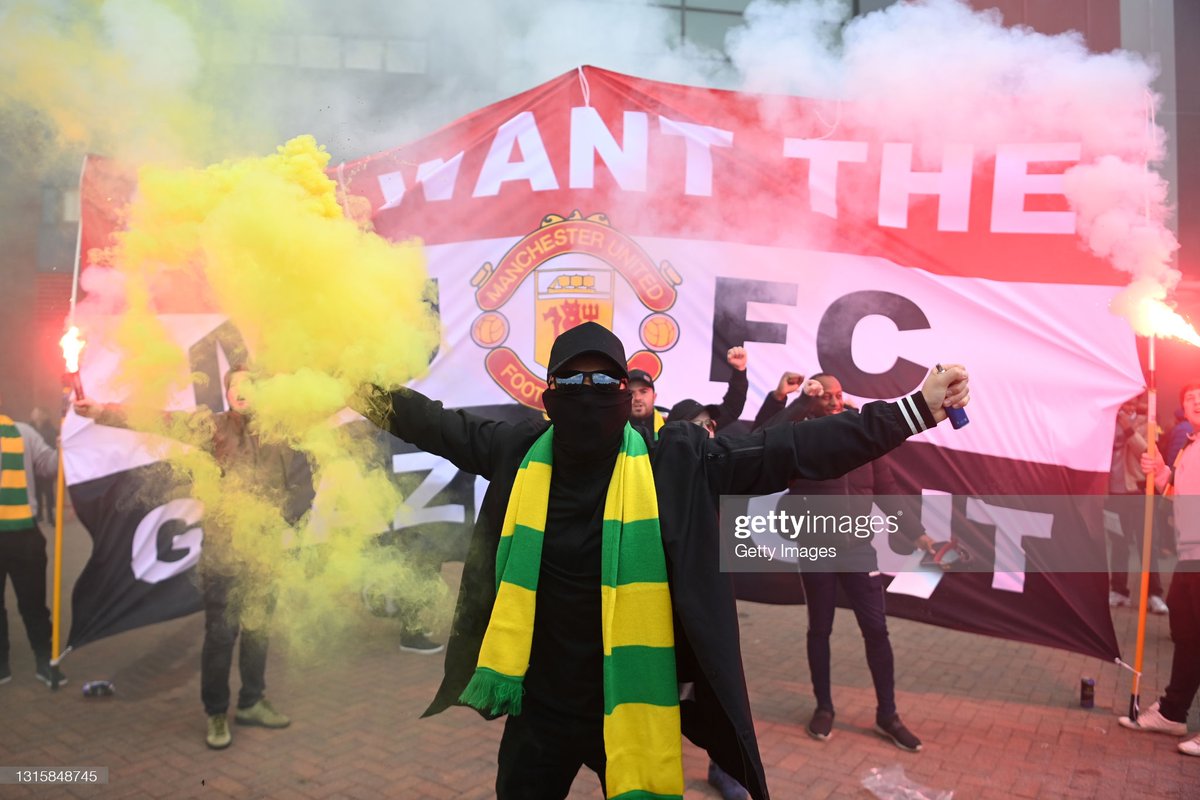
[69,67,1138,659]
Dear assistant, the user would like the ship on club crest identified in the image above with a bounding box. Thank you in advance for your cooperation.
[470,210,683,409]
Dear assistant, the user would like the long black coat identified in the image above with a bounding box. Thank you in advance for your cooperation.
[378,387,936,800]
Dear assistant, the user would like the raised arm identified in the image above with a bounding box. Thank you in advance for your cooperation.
[710,365,968,495]
[713,347,749,429]
[353,385,514,480]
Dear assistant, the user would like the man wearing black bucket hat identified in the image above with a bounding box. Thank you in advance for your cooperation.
[355,321,969,800]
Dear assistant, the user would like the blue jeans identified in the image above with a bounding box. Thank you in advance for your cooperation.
[801,571,896,721]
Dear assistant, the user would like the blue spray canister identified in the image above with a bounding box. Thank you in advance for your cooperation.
[936,364,969,429]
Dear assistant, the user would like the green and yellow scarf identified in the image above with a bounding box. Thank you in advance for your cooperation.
[460,423,683,800]
[0,415,34,531]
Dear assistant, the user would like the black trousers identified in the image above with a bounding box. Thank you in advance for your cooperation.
[0,526,52,665]
[1159,567,1200,723]
[801,570,897,721]
[200,571,271,716]
[495,701,606,800]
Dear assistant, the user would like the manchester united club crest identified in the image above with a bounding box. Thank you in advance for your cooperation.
[470,211,682,409]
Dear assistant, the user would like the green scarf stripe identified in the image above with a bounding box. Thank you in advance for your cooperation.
[610,791,683,800]
[496,525,545,592]
[603,646,681,713]
[1,452,24,469]
[0,487,32,504]
[600,518,671,587]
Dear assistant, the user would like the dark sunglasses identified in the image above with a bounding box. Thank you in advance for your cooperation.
[550,370,626,391]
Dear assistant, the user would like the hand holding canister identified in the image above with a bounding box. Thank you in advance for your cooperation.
[935,363,969,429]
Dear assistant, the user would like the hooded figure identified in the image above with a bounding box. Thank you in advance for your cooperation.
[358,321,968,800]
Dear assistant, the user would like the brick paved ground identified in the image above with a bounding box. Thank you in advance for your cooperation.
[1,511,1196,799]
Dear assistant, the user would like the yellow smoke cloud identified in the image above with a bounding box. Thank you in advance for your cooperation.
[0,0,284,167]
[97,134,446,657]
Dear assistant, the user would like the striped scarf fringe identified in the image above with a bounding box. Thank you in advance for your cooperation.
[461,423,683,799]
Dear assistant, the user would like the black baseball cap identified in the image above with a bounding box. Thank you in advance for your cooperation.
[546,321,629,379]
[628,369,655,390]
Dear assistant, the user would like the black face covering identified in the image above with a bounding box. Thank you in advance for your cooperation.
[542,385,632,461]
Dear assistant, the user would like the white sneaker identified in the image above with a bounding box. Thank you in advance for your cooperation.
[1118,701,1188,736]
[1148,595,1169,615]
[1179,732,1200,757]
[1108,591,1131,608]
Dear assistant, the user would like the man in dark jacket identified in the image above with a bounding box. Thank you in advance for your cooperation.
[753,371,934,753]
[76,367,314,750]
[357,323,969,800]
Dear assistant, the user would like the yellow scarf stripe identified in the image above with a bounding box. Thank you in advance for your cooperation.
[462,423,682,799]
[605,703,685,798]
[601,584,675,654]
[0,416,33,531]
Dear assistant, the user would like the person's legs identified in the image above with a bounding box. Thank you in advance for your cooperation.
[1158,570,1200,723]
[200,572,238,716]
[0,545,12,671]
[1108,496,1133,597]
[236,625,269,710]
[495,705,601,800]
[5,529,52,663]
[801,572,838,713]
[842,572,896,721]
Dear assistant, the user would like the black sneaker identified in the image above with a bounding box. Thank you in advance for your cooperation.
[706,760,750,800]
[0,661,11,685]
[399,631,444,654]
[807,708,834,741]
[875,713,922,752]
[35,661,67,688]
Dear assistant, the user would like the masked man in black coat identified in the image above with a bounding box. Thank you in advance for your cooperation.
[356,322,969,800]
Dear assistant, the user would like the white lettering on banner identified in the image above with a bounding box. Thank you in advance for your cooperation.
[130,498,204,584]
[570,108,648,191]
[380,105,1080,234]
[660,117,734,197]
[391,452,466,528]
[991,143,1079,234]
[415,153,465,202]
[377,153,465,209]
[966,498,1054,593]
[878,143,974,232]
[782,139,869,219]
[378,171,407,210]
[473,112,560,197]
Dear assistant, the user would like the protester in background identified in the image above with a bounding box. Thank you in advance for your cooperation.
[0,392,63,688]
[354,321,969,800]
[1120,381,1200,757]
[28,407,58,525]
[1165,404,1194,470]
[1107,392,1168,614]
[753,371,935,753]
[75,366,314,749]
[631,346,749,437]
